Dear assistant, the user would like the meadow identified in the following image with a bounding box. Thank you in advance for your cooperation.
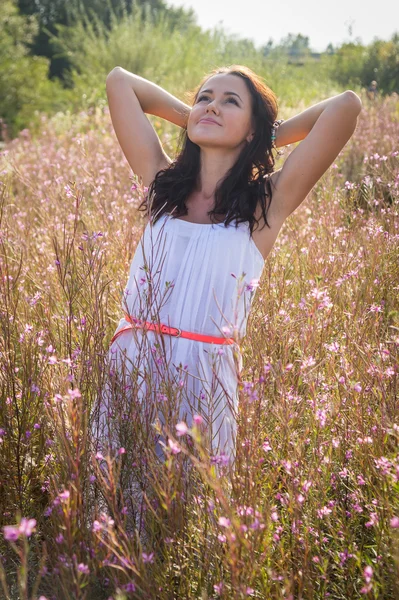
[0,68,398,599]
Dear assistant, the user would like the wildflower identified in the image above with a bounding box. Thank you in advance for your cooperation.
[67,388,81,399]
[374,456,392,475]
[193,414,203,425]
[317,506,332,518]
[218,516,231,528]
[344,180,356,190]
[214,582,224,594]
[312,556,320,563]
[316,409,327,428]
[325,341,340,353]
[365,512,379,528]
[64,184,74,198]
[301,356,316,369]
[364,565,373,583]
[246,588,255,595]
[3,517,37,541]
[3,525,20,541]
[245,278,260,292]
[58,490,70,501]
[18,518,36,537]
[369,303,383,313]
[390,517,399,528]
[339,550,353,565]
[176,421,189,436]
[353,383,362,392]
[77,563,90,574]
[168,438,181,454]
[93,521,103,531]
[142,552,154,563]
[118,447,126,455]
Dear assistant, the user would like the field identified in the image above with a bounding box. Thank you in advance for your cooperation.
[0,84,398,599]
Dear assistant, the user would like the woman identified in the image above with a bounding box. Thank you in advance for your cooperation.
[93,64,362,471]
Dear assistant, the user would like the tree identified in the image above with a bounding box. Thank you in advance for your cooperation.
[362,33,399,94]
[16,0,197,81]
[279,33,311,60]
[260,38,274,57]
[325,43,335,55]
[0,0,65,140]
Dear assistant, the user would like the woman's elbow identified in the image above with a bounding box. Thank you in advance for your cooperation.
[344,90,363,114]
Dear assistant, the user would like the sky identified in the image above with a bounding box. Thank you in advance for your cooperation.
[166,0,398,52]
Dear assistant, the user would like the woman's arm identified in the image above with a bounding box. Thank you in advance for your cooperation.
[108,67,192,128]
[274,91,357,148]
[105,67,192,187]
[270,90,362,220]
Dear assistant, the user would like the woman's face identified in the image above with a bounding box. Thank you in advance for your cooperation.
[187,73,255,151]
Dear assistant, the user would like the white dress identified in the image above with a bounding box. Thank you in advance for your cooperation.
[92,212,265,467]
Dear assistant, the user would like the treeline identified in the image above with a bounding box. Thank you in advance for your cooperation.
[1,0,398,141]
[261,32,399,95]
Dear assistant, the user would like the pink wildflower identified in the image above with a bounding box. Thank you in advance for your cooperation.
[168,438,181,454]
[176,421,189,436]
[218,516,231,528]
[390,516,399,528]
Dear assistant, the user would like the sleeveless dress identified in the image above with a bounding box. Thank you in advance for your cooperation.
[92,212,265,467]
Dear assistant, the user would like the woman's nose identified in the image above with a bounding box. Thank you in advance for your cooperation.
[206,100,219,114]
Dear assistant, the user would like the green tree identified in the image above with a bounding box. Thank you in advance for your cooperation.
[16,0,197,81]
[0,0,66,140]
[329,41,367,87]
[362,34,399,94]
[279,33,311,60]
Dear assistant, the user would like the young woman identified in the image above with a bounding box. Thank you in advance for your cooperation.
[94,64,362,470]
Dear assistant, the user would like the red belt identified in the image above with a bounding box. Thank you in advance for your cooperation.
[110,313,236,346]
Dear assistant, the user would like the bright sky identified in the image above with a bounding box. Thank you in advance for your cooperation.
[166,0,398,52]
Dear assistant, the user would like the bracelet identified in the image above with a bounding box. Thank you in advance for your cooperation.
[271,119,284,148]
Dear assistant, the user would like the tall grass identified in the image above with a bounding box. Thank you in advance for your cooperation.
[0,81,398,599]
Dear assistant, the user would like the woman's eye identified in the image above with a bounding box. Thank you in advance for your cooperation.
[197,95,238,105]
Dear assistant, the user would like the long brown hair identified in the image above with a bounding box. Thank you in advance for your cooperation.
[138,64,279,236]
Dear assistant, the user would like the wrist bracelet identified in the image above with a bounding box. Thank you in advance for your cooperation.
[271,119,284,148]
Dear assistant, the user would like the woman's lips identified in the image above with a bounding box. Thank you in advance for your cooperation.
[199,118,220,125]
